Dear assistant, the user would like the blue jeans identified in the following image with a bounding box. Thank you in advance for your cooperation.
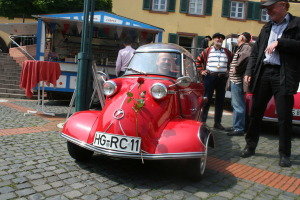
[231,82,245,131]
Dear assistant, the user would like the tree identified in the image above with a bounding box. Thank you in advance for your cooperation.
[0,0,112,19]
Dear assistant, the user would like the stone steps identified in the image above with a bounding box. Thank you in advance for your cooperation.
[0,53,26,98]
[0,88,24,94]
[0,83,21,90]
[0,79,20,85]
[0,92,27,99]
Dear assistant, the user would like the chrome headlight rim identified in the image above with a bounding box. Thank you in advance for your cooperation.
[150,83,168,100]
[103,80,117,96]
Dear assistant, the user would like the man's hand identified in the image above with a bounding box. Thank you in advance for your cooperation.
[244,75,251,84]
[201,70,209,76]
[265,41,278,54]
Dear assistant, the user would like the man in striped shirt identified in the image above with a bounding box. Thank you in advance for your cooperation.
[226,32,252,136]
[196,33,233,130]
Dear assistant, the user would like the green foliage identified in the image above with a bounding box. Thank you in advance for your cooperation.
[127,91,146,113]
[0,0,112,18]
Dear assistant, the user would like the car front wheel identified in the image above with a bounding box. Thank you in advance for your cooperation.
[67,141,94,162]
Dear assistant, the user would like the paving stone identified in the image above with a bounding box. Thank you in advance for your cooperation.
[31,179,47,186]
[44,195,69,200]
[15,188,36,197]
[81,194,98,200]
[110,193,129,200]
[0,186,14,194]
[28,193,45,200]
[63,190,82,198]
[27,174,44,180]
[16,183,32,190]
[70,182,85,189]
[218,191,234,199]
[1,174,15,180]
[208,196,228,200]
[0,192,17,200]
[95,189,112,197]
[240,192,256,199]
[0,180,12,187]
[122,189,141,198]
[33,184,52,192]
[42,189,60,196]
[79,186,98,194]
[12,177,28,184]
[194,191,209,198]
[137,194,153,200]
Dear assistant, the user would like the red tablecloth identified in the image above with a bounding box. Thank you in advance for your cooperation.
[20,60,61,98]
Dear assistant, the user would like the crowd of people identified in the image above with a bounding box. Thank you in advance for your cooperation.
[115,0,299,168]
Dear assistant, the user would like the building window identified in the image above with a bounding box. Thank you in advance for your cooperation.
[261,9,270,22]
[189,0,204,15]
[152,0,167,12]
[230,1,245,19]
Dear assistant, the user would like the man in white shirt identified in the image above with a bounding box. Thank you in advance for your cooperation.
[196,33,233,130]
[115,38,135,77]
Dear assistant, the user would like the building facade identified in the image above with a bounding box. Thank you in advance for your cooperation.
[0,17,36,52]
[112,0,300,55]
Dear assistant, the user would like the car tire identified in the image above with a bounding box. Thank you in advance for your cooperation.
[186,157,207,180]
[67,141,94,162]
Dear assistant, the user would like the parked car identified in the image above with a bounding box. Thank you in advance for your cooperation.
[61,43,214,179]
[245,83,300,125]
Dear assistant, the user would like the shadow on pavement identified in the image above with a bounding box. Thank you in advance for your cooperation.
[75,156,238,193]
[72,128,239,193]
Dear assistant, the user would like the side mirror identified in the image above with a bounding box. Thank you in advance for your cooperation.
[173,76,192,88]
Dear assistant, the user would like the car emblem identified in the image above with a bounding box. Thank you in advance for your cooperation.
[113,109,125,120]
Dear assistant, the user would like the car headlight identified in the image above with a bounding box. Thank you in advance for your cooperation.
[103,81,117,96]
[150,83,168,99]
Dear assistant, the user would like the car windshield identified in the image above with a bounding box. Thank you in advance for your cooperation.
[125,52,181,77]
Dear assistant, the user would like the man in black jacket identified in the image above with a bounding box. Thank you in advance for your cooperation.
[241,0,300,167]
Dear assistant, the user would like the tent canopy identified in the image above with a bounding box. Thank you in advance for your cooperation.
[33,11,164,33]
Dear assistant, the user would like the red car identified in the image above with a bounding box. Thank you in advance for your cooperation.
[245,83,300,125]
[61,43,214,179]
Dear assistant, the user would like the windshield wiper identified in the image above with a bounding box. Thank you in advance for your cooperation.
[125,67,146,74]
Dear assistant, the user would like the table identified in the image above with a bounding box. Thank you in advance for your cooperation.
[20,60,61,98]
[20,60,61,116]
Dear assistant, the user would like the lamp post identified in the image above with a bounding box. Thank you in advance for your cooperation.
[75,0,95,111]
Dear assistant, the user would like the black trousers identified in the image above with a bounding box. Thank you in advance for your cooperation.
[245,65,294,157]
[200,73,227,124]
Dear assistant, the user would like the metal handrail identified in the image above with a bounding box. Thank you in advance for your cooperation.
[9,35,36,60]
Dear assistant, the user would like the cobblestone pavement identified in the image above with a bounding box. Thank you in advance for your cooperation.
[0,98,299,200]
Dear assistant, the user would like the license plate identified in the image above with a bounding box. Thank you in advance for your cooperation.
[93,132,141,153]
[292,109,300,116]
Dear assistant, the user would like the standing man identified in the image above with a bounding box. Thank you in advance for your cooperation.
[241,0,300,167]
[226,32,252,136]
[115,37,135,77]
[196,33,233,130]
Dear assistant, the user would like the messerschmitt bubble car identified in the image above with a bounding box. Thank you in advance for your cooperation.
[61,43,214,179]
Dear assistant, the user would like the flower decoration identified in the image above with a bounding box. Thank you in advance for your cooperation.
[137,77,144,85]
[127,77,146,113]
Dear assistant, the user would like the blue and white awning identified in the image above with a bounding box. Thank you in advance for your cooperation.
[33,11,163,32]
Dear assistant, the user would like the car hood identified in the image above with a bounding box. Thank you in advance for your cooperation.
[90,76,180,153]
